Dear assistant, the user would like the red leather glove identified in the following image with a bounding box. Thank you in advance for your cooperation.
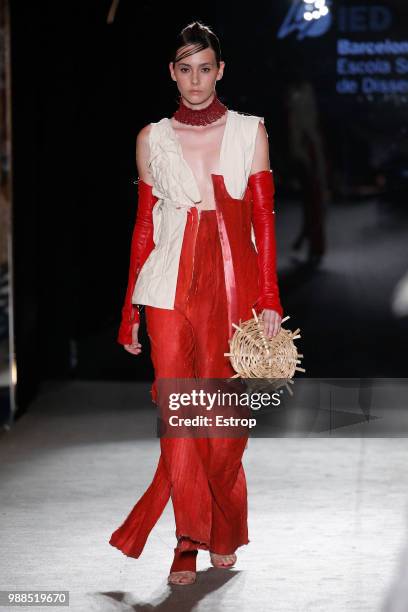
[117,179,158,345]
[248,169,283,318]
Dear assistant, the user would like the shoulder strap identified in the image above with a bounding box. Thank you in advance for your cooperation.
[221,110,264,199]
[239,112,265,176]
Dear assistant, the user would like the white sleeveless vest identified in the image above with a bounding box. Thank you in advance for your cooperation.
[132,109,264,310]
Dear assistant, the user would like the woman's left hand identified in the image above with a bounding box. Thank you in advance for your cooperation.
[262,309,282,339]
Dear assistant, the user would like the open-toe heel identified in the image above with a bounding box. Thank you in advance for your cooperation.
[210,551,237,568]
[168,547,198,585]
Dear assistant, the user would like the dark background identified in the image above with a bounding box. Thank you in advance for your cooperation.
[9,0,408,411]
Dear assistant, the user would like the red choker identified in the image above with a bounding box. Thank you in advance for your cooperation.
[173,93,228,126]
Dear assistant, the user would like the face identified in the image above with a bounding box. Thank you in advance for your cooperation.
[169,45,225,107]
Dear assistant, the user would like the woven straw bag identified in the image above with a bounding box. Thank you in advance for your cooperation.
[224,309,305,395]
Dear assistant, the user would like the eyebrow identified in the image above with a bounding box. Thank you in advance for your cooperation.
[178,62,213,67]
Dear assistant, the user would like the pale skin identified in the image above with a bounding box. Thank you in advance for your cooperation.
[123,44,282,583]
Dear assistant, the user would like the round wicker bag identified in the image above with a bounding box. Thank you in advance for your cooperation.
[224,309,305,395]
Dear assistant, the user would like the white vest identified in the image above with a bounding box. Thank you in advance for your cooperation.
[132,109,263,310]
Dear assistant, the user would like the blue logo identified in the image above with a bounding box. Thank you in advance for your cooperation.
[278,0,333,40]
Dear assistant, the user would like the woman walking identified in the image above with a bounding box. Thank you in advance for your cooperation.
[110,20,283,585]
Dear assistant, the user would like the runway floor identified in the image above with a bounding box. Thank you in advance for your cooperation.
[1,380,408,611]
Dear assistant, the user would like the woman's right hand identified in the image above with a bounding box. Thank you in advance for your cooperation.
[124,322,142,355]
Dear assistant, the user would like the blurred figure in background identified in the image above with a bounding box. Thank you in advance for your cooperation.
[286,75,329,265]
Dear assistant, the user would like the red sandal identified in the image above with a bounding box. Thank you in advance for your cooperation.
[168,547,198,585]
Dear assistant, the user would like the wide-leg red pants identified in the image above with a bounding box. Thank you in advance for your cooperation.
[109,208,250,557]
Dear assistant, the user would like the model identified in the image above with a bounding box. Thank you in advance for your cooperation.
[109,20,283,586]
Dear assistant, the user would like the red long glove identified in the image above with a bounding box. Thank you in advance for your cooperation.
[248,169,283,318]
[117,179,158,345]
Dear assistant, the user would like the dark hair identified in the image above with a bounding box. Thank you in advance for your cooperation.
[170,21,222,68]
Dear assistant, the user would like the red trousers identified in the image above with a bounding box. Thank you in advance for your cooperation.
[109,208,249,557]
